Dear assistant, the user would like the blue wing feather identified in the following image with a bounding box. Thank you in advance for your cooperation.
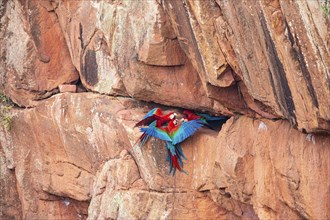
[172,119,203,145]
[139,134,151,147]
[176,144,187,160]
[140,126,172,142]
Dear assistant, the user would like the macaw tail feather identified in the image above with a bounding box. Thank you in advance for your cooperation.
[166,142,186,167]
[175,144,187,160]
[169,157,188,176]
[171,155,181,173]
[166,147,188,176]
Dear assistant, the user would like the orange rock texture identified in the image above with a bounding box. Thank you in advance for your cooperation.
[0,0,329,219]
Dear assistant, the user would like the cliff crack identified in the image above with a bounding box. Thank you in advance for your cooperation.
[285,18,319,108]
[259,11,297,126]
[55,160,94,176]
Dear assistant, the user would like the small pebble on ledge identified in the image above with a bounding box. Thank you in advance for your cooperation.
[58,84,77,93]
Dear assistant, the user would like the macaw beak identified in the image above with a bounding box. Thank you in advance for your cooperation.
[169,112,178,120]
[180,118,188,122]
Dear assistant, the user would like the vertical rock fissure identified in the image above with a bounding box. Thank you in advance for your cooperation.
[259,12,296,125]
[28,1,41,49]
[284,19,319,108]
[79,23,84,50]
[82,50,99,87]
[163,0,208,82]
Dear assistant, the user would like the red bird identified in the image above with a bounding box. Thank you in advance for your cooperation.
[183,109,228,129]
[134,108,177,148]
[182,110,201,121]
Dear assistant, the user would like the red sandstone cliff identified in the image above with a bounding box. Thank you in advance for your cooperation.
[0,0,329,219]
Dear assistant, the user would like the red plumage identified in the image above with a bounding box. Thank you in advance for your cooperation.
[183,110,201,121]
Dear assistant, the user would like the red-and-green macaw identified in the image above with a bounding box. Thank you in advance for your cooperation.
[134,108,177,148]
[140,118,203,175]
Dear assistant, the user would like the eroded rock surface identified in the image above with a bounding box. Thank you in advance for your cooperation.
[0,143,21,219]
[213,117,330,220]
[0,0,329,219]
[0,0,79,106]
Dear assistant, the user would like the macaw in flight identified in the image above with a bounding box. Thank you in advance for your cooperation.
[140,117,203,175]
[134,107,227,176]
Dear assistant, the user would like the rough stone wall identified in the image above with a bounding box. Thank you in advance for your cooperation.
[0,0,329,219]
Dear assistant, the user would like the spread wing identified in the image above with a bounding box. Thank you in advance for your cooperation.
[134,115,162,127]
[134,108,163,127]
[172,119,203,145]
[140,125,172,142]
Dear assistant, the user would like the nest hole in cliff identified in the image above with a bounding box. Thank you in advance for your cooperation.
[74,78,88,93]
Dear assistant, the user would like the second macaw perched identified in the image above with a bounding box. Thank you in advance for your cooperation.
[183,110,228,129]
[140,118,203,175]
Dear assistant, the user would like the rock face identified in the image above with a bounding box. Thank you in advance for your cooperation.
[164,0,330,132]
[0,144,22,219]
[214,117,329,220]
[0,0,79,107]
[0,0,329,219]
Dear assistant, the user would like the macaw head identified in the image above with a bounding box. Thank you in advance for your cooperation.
[183,110,192,117]
[180,118,188,122]
[170,112,178,120]
[168,112,177,120]
[168,118,179,131]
